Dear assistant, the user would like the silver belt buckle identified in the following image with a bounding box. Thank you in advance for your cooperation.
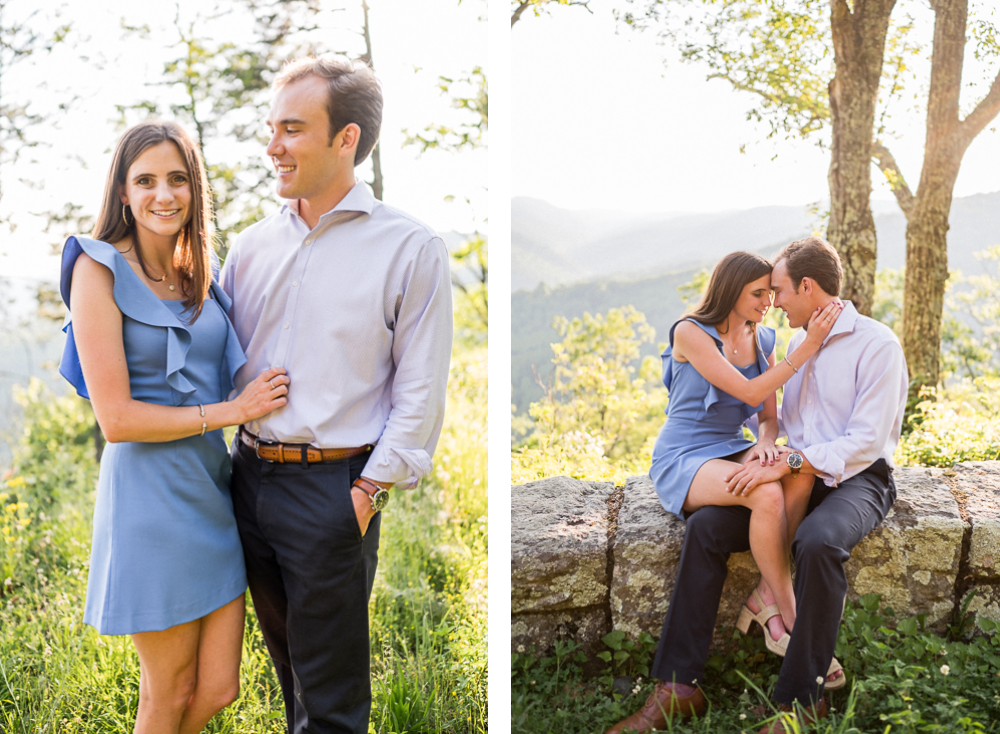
[253,437,275,463]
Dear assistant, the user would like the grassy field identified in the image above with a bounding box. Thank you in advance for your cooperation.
[0,343,487,733]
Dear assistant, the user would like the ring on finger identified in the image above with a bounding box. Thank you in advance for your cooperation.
[269,379,275,389]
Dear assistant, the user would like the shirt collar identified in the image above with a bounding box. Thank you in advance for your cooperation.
[281,178,376,222]
[823,300,859,345]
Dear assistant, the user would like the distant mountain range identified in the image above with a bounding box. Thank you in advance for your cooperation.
[512,191,1000,413]
[513,192,1000,292]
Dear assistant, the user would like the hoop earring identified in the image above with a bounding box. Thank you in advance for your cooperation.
[122,204,134,227]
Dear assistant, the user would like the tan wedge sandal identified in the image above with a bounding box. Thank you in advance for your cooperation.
[825,657,846,690]
[736,589,791,656]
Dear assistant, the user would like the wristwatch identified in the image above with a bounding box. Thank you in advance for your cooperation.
[786,451,804,476]
[353,477,391,512]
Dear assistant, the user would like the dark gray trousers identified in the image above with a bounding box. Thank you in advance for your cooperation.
[650,459,895,705]
[231,437,381,734]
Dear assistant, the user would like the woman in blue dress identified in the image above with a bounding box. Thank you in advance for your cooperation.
[650,251,843,683]
[60,121,290,733]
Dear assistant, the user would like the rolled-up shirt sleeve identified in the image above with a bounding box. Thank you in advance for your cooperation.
[801,340,906,485]
[362,237,454,488]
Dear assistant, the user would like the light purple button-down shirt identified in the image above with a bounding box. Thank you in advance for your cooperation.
[780,301,908,486]
[220,180,453,488]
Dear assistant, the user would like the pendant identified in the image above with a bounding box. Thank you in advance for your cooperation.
[168,284,175,291]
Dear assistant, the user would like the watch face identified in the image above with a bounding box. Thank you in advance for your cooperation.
[372,489,390,512]
[787,452,804,469]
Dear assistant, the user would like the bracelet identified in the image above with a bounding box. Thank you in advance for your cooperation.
[199,404,207,437]
[784,355,799,374]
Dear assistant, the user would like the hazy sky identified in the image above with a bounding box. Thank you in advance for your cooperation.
[0,0,486,280]
[512,1,1000,214]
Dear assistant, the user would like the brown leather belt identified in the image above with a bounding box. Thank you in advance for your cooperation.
[239,427,374,465]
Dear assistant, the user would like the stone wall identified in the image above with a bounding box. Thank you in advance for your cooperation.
[511,462,1000,657]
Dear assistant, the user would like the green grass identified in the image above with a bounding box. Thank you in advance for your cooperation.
[0,342,487,732]
[512,595,1000,733]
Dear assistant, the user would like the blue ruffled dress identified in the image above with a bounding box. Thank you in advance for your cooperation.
[650,319,776,519]
[59,236,248,635]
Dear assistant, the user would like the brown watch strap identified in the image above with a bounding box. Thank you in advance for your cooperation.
[353,477,386,498]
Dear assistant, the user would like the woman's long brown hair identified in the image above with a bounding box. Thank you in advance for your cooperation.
[91,121,215,321]
[684,251,773,337]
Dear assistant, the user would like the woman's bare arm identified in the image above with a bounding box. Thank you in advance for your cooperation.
[747,350,781,466]
[672,302,841,407]
[70,253,287,443]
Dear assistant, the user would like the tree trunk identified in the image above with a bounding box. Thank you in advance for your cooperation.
[360,0,384,201]
[871,0,1000,402]
[901,0,973,396]
[825,0,896,316]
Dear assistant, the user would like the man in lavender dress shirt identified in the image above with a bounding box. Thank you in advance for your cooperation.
[220,56,452,733]
[606,237,908,734]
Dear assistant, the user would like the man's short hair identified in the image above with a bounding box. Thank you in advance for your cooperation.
[775,236,843,297]
[275,55,383,165]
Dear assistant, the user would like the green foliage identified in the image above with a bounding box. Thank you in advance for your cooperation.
[873,268,905,337]
[511,266,699,418]
[619,0,833,142]
[451,235,488,347]
[0,339,486,732]
[10,379,99,511]
[404,67,487,153]
[596,631,657,688]
[512,306,667,484]
[944,246,1000,382]
[513,595,1000,733]
[895,383,1000,467]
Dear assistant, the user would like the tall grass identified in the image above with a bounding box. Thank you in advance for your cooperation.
[0,342,487,732]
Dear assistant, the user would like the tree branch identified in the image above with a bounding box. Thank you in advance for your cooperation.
[958,69,1000,147]
[871,140,915,217]
[511,0,592,28]
[511,2,530,26]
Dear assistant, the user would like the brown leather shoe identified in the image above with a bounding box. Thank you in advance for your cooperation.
[756,697,828,734]
[604,681,706,734]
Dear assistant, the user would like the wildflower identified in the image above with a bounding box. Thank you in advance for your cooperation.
[816,676,824,685]
[941,664,950,675]
[516,645,524,653]
[940,648,947,655]
[739,713,747,720]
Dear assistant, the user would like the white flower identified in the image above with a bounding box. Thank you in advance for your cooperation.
[816,676,824,685]
[941,665,950,676]
[940,648,947,655]
[517,645,524,653]
[739,713,747,720]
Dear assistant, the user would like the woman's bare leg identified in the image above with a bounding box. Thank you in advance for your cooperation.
[781,473,815,543]
[131,595,245,734]
[753,473,841,683]
[683,458,796,635]
[178,595,245,734]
